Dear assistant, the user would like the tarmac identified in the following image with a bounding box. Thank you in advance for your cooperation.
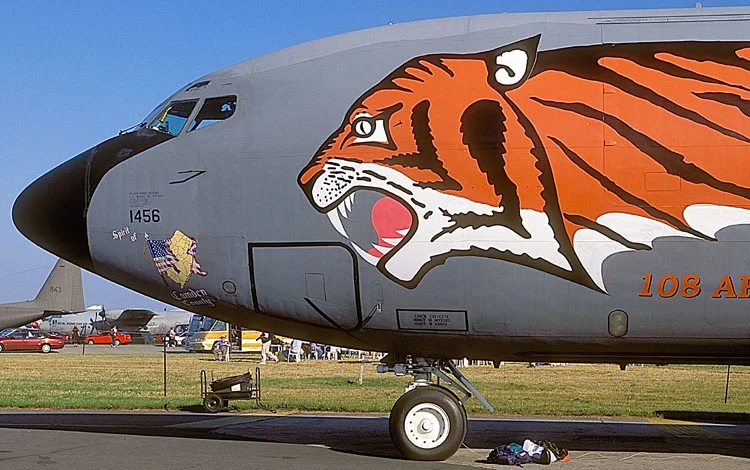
[0,411,747,469]
[5,346,749,468]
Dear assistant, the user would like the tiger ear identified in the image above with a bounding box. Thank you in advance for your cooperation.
[483,35,541,92]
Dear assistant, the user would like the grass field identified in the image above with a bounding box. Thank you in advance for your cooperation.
[0,351,748,417]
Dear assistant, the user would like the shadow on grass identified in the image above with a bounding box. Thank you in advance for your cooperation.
[0,413,747,460]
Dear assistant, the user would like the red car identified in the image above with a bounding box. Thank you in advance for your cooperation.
[0,329,65,353]
[47,331,71,343]
[84,331,132,346]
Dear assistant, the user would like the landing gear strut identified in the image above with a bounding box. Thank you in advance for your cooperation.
[377,356,493,461]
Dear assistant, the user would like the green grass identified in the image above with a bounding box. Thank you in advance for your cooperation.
[0,353,748,417]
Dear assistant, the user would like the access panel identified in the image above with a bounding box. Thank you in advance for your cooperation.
[248,242,362,330]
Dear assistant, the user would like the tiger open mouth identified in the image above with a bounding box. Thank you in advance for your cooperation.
[324,190,414,266]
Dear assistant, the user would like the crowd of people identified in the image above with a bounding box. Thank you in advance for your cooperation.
[210,330,378,364]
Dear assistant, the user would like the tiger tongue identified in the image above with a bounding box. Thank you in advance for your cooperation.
[368,196,412,258]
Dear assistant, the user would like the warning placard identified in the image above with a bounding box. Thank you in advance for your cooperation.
[396,309,468,331]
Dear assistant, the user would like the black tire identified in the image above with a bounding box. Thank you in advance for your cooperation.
[87,340,95,345]
[203,394,224,413]
[389,386,467,461]
[40,343,52,354]
[405,385,467,455]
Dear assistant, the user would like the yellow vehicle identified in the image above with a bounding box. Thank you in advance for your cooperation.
[185,317,264,353]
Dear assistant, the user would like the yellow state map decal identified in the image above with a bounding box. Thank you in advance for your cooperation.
[145,230,207,289]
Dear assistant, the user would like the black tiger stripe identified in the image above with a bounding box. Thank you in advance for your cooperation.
[533,42,750,94]
[424,57,455,78]
[401,58,456,81]
[431,211,530,242]
[564,214,651,251]
[375,100,462,191]
[362,170,386,180]
[535,98,750,202]
[630,48,750,94]
[387,181,413,195]
[502,97,599,290]
[532,44,750,142]
[596,67,750,144]
[548,136,713,240]
[379,55,455,93]
[694,92,750,118]
[460,99,524,232]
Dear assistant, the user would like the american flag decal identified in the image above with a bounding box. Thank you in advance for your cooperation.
[188,237,207,276]
[146,238,180,275]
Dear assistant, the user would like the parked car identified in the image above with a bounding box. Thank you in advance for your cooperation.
[47,331,71,343]
[155,331,187,347]
[0,328,16,337]
[0,329,64,353]
[84,331,132,346]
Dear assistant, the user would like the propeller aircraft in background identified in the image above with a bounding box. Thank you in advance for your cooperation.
[0,259,84,331]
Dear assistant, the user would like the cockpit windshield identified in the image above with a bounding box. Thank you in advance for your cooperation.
[139,97,171,129]
[148,100,198,136]
[188,95,237,132]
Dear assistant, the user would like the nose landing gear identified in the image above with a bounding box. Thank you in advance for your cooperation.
[377,356,493,461]
[390,385,465,460]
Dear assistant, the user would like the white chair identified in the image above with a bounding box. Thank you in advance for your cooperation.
[286,339,303,362]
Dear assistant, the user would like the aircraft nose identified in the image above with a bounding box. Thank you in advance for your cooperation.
[13,151,94,271]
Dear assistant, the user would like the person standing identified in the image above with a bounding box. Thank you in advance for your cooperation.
[257,332,278,364]
[71,325,80,347]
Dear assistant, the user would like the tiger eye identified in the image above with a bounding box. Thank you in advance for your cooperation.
[354,118,374,137]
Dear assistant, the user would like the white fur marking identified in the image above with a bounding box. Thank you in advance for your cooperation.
[684,204,750,238]
[312,159,570,284]
[573,229,632,292]
[575,212,697,292]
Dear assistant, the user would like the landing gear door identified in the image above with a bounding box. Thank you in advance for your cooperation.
[248,242,362,330]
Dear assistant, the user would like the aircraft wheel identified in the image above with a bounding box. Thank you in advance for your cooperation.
[389,385,467,461]
[87,340,95,345]
[203,394,224,413]
[40,343,52,354]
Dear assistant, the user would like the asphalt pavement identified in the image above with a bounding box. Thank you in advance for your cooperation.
[0,411,747,469]
[6,346,750,467]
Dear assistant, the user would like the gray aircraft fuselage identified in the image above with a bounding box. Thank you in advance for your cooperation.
[13,7,750,365]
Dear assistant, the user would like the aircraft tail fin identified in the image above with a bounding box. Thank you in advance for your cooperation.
[33,258,85,312]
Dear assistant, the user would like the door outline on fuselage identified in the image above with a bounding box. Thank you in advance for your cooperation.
[247,241,364,330]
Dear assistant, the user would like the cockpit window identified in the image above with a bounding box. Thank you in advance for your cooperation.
[148,100,198,136]
[188,95,237,132]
